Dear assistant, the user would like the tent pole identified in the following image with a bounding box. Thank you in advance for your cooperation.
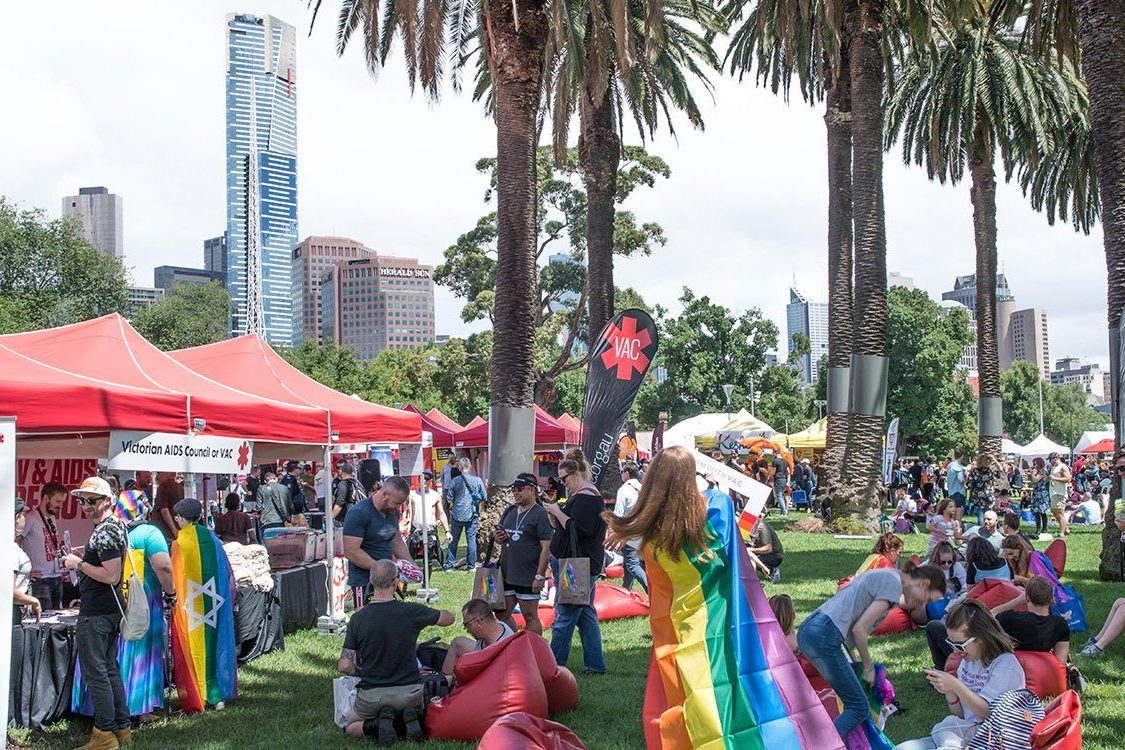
[318,444,345,634]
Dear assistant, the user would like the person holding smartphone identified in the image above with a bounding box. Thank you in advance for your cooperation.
[896,599,1025,749]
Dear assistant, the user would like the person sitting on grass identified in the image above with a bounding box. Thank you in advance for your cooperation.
[769,593,798,653]
[899,600,1026,749]
[440,598,515,677]
[338,559,454,745]
[748,516,783,583]
[999,535,1033,586]
[910,542,966,626]
[857,533,903,574]
[1080,594,1125,658]
[964,536,1011,586]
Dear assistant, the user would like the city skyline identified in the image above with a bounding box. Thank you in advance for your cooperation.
[1,1,1111,367]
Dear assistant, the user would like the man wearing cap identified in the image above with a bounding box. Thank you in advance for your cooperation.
[61,477,131,750]
[494,473,553,635]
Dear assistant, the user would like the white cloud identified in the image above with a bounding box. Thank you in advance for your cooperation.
[0,0,1107,366]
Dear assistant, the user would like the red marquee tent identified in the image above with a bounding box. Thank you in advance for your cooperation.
[0,341,188,436]
[557,413,584,437]
[171,335,421,445]
[1081,437,1115,454]
[404,405,462,448]
[452,405,579,449]
[0,315,331,445]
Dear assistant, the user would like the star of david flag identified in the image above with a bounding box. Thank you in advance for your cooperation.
[171,523,237,713]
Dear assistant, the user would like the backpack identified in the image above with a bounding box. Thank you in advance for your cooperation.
[116,546,150,642]
[967,689,1044,750]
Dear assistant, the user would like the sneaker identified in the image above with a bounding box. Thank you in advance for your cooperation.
[401,707,424,741]
[376,706,398,746]
[581,668,607,675]
[1080,642,1104,658]
[769,569,782,584]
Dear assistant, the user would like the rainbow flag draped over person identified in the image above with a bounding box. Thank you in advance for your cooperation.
[171,523,237,713]
[643,489,844,749]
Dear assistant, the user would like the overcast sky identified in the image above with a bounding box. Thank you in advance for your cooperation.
[1,1,1109,367]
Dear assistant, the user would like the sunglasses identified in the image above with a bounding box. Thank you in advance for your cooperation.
[462,617,482,629]
[938,559,954,567]
[945,636,977,654]
[558,472,573,482]
[76,495,104,507]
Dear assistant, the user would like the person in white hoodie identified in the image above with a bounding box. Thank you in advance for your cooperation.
[613,462,647,592]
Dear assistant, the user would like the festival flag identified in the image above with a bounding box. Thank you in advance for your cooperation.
[170,523,237,713]
[115,489,149,522]
[582,310,659,487]
[643,489,844,749]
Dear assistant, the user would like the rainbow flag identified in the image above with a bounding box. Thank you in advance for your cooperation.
[171,523,237,713]
[115,489,149,523]
[643,489,844,750]
[834,664,895,750]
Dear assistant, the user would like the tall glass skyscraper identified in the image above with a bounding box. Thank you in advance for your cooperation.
[786,287,829,387]
[224,13,297,345]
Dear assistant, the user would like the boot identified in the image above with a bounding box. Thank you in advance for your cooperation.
[76,728,119,750]
[114,728,133,746]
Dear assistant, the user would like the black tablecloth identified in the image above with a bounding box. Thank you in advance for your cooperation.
[234,585,285,664]
[272,562,328,634]
[10,619,78,729]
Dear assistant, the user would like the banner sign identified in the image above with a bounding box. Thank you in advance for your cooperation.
[651,420,665,455]
[332,556,349,618]
[882,417,900,485]
[17,457,100,545]
[107,431,252,474]
[581,309,659,488]
[693,450,771,511]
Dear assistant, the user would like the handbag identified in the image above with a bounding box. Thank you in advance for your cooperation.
[1029,552,1088,632]
[555,515,591,606]
[115,547,150,642]
[472,537,507,610]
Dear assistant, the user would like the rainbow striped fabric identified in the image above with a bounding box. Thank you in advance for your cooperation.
[114,489,149,523]
[643,490,844,750]
[170,523,237,713]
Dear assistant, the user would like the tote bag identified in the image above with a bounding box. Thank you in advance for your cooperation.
[556,519,591,606]
[473,537,507,610]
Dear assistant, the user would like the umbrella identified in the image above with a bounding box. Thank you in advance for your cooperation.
[1081,437,1115,454]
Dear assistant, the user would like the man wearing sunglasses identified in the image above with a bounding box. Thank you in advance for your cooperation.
[61,476,130,750]
[440,598,514,677]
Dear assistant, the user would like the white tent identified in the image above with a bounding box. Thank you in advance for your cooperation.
[1020,434,1071,460]
[664,411,750,449]
[1001,438,1024,455]
[1074,430,1114,454]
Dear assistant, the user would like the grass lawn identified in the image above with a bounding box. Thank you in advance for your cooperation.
[11,516,1125,749]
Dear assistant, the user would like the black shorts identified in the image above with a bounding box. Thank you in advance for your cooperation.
[503,583,541,602]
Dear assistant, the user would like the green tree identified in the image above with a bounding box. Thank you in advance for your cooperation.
[1045,383,1106,450]
[654,288,778,421]
[429,333,492,426]
[755,365,813,435]
[1000,361,1046,445]
[277,339,365,396]
[885,0,1080,461]
[356,348,442,411]
[0,198,128,333]
[885,287,977,460]
[131,283,231,351]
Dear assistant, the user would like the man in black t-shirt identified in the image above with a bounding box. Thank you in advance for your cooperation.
[495,473,553,635]
[338,559,453,741]
[333,462,361,525]
[770,454,790,516]
[749,518,784,583]
[997,576,1070,664]
[61,477,131,748]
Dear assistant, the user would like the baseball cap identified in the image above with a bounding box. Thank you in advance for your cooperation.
[173,498,203,521]
[1048,452,1060,460]
[511,473,539,490]
[71,476,114,500]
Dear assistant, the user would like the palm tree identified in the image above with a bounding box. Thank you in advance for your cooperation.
[724,0,855,490]
[885,0,1080,461]
[311,0,550,481]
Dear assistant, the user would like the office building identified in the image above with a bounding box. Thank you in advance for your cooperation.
[204,235,228,275]
[292,236,375,343]
[224,13,298,345]
[888,271,915,290]
[320,253,435,361]
[786,287,828,386]
[125,286,164,318]
[1052,357,1104,399]
[1007,308,1051,380]
[62,187,123,258]
[941,273,1015,319]
[154,266,226,291]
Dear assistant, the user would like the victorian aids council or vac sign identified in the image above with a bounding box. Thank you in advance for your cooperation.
[107,431,252,474]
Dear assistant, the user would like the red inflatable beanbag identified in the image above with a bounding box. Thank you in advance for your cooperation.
[426,632,549,742]
[798,653,830,693]
[1032,690,1082,750]
[967,579,1024,611]
[477,712,587,750]
[871,606,916,636]
[513,583,649,630]
[944,651,1066,700]
[525,629,580,715]
[1044,539,1066,578]
[604,564,624,580]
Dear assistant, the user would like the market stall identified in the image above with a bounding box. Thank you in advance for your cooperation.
[778,417,827,461]
[1020,434,1072,461]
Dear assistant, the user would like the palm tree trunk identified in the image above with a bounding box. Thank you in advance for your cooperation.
[1073,0,1125,580]
[580,80,621,350]
[822,42,853,498]
[840,0,887,529]
[970,117,1002,461]
[481,0,548,501]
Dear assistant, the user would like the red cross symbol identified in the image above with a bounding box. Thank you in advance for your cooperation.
[237,442,251,470]
[599,316,653,380]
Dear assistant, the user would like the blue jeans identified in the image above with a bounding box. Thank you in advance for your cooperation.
[621,545,648,593]
[446,516,479,568]
[773,480,789,515]
[550,572,605,672]
[797,611,867,740]
[76,613,129,731]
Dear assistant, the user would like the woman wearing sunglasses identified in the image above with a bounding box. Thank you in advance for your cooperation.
[898,599,1024,749]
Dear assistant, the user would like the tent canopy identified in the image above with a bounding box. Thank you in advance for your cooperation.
[1081,437,1115,454]
[0,314,332,445]
[404,405,462,448]
[171,335,421,445]
[557,413,584,436]
[670,410,775,450]
[1020,434,1071,459]
[780,418,827,449]
[1002,438,1025,455]
[0,341,188,436]
[452,405,579,448]
[1075,430,1114,454]
[464,416,486,429]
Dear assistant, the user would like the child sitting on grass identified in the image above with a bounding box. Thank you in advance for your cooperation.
[769,593,798,653]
